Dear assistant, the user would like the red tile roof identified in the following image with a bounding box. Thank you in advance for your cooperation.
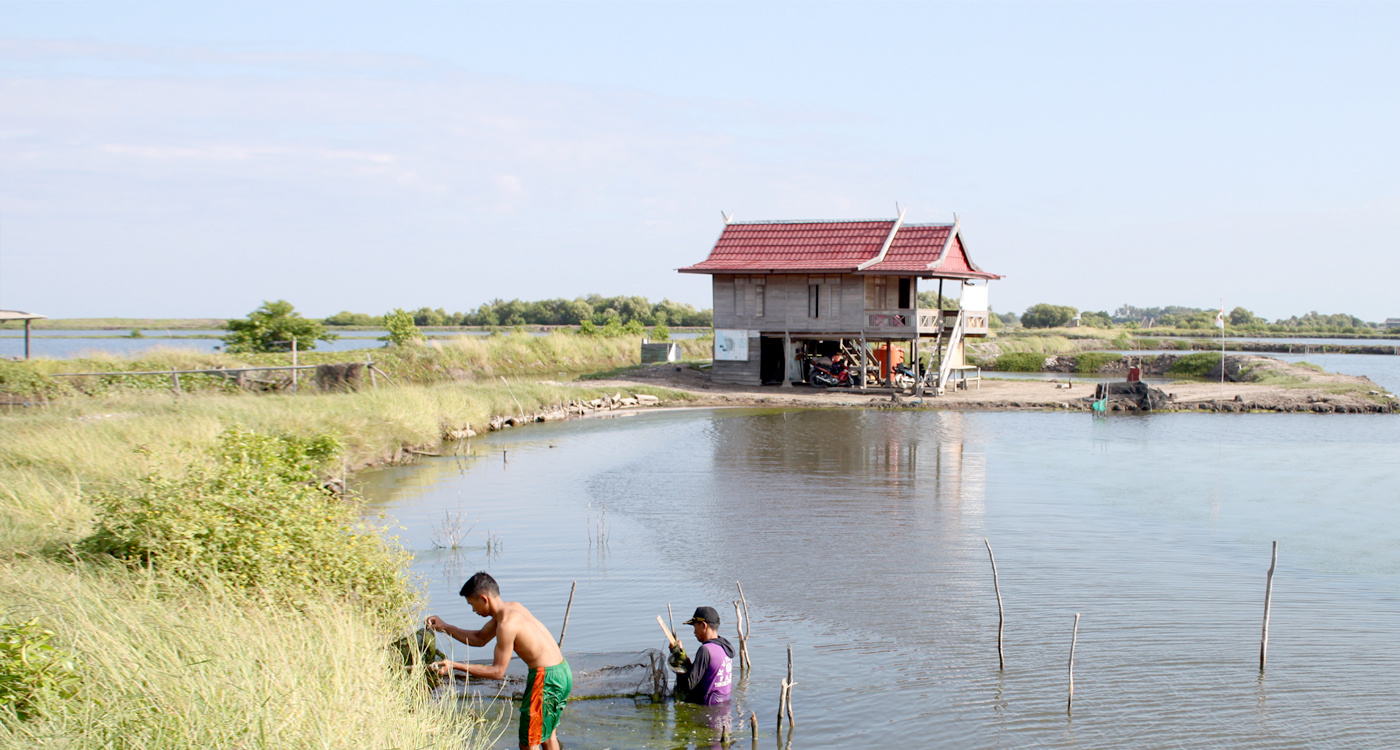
[679,219,1001,280]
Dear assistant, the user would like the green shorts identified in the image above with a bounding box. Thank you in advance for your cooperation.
[520,660,571,747]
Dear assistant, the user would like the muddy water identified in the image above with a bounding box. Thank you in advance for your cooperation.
[361,408,1400,749]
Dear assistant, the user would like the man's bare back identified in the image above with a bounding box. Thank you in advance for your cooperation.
[426,573,573,750]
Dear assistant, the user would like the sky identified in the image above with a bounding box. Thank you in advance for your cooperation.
[1,2,1397,321]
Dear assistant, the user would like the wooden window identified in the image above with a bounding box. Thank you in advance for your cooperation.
[827,276,841,318]
[808,284,821,318]
[755,283,765,317]
[866,277,888,309]
[898,277,912,309]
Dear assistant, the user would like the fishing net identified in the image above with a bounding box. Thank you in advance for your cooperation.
[444,649,672,701]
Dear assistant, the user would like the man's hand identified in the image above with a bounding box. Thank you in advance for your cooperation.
[430,660,456,677]
[425,616,447,632]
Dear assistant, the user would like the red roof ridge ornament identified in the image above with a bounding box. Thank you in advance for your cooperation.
[856,205,907,271]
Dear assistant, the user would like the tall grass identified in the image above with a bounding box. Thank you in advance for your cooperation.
[2,332,714,398]
[0,560,505,750]
[0,381,692,555]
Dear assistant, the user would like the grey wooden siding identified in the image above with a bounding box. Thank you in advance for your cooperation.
[711,334,761,385]
[712,274,918,338]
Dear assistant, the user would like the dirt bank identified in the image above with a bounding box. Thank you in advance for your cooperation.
[582,358,1400,414]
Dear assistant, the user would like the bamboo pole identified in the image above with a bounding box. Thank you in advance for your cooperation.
[1067,613,1080,714]
[558,581,576,647]
[984,538,1005,670]
[784,644,794,727]
[737,582,752,669]
[1261,541,1278,672]
[667,602,675,635]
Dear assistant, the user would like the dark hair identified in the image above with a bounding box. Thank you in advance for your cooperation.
[460,571,500,599]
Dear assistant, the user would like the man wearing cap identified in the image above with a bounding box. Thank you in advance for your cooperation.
[671,606,736,706]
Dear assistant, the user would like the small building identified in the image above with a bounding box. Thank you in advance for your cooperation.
[1385,318,1400,330]
[679,212,1002,393]
[0,310,47,360]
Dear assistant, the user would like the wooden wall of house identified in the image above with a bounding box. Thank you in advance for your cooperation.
[711,273,916,335]
[711,333,762,385]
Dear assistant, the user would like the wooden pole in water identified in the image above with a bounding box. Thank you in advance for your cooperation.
[737,581,753,669]
[558,581,576,647]
[667,602,675,636]
[749,711,757,746]
[784,643,795,727]
[984,538,1005,670]
[1067,613,1080,714]
[1261,541,1278,672]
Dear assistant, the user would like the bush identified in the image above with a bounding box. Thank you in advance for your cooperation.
[1073,352,1121,373]
[1020,304,1079,329]
[1168,352,1222,378]
[0,618,80,721]
[223,301,338,353]
[651,320,671,341]
[995,352,1048,372]
[323,311,380,327]
[380,308,424,347]
[81,430,413,618]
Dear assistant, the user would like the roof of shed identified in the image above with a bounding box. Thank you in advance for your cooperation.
[679,219,1000,280]
[0,310,46,322]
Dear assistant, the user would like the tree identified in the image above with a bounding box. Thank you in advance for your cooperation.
[322,311,379,326]
[1020,304,1078,329]
[380,308,424,346]
[1228,307,1257,326]
[222,301,336,353]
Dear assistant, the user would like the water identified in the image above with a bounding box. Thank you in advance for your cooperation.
[362,408,1400,749]
[0,329,702,359]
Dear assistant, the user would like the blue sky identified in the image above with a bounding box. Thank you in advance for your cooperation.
[1,2,1397,321]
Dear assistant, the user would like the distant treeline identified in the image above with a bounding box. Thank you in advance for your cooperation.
[1011,303,1386,333]
[323,295,712,328]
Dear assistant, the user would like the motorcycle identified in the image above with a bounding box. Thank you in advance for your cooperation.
[808,354,857,388]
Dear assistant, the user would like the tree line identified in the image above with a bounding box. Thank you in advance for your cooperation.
[1011,303,1385,333]
[322,295,711,328]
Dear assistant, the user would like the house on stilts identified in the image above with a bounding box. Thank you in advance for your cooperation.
[679,211,1002,394]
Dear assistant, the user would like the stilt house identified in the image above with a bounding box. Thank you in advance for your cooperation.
[679,212,1002,394]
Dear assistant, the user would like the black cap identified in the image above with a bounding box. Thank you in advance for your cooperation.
[683,606,720,626]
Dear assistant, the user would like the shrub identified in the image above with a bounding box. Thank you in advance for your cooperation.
[1073,352,1121,373]
[1168,352,1222,378]
[1020,304,1078,329]
[380,308,424,347]
[81,430,413,618]
[223,301,337,353]
[0,618,80,721]
[995,352,1048,372]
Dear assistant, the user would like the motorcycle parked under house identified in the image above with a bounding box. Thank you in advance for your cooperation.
[808,354,858,388]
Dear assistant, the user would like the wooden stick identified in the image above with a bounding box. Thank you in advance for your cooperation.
[785,644,795,726]
[656,615,680,649]
[733,600,745,667]
[667,602,675,636]
[558,581,576,647]
[737,581,752,669]
[749,711,757,743]
[1261,541,1278,672]
[985,538,1005,670]
[1067,613,1080,714]
[776,681,787,732]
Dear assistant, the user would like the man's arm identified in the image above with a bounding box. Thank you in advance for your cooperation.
[463,619,515,681]
[680,643,713,694]
[425,615,497,648]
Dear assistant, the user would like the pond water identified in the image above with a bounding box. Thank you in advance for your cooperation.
[361,408,1400,749]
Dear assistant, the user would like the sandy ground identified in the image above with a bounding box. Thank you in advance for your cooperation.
[588,358,1399,414]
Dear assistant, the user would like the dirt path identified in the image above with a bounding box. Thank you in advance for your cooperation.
[587,359,1399,414]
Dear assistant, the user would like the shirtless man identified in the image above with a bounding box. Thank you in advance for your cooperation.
[426,572,572,750]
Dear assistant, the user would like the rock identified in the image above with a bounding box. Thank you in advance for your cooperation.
[488,415,506,431]
[636,394,660,404]
[619,397,639,407]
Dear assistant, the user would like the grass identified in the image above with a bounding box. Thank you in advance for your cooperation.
[1166,352,1222,378]
[0,374,692,746]
[994,352,1048,372]
[1072,352,1122,373]
[1,333,714,399]
[0,560,506,749]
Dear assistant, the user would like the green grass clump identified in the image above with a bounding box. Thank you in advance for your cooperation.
[995,352,1048,372]
[0,561,503,750]
[81,430,413,619]
[1168,352,1222,378]
[0,618,80,722]
[1073,352,1122,373]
